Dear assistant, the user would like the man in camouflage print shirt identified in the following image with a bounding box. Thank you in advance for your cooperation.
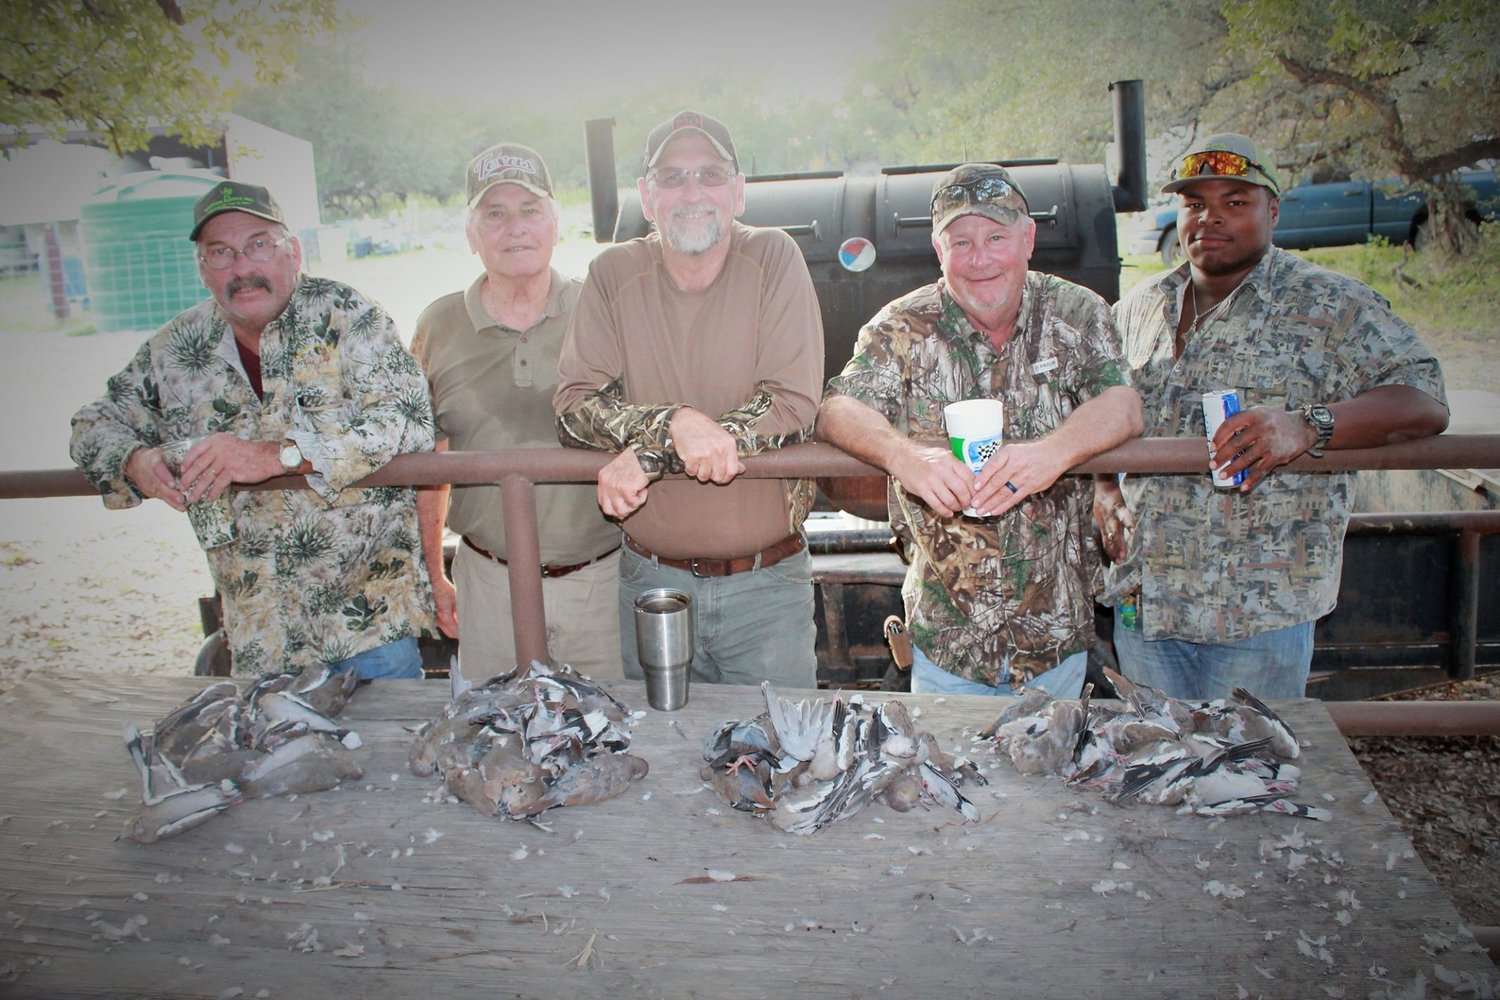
[71,181,436,678]
[1096,134,1448,700]
[820,164,1143,695]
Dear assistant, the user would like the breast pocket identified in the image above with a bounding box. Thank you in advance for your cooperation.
[1216,360,1289,411]
[290,378,348,433]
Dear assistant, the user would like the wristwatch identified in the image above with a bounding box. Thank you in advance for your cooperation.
[278,440,303,473]
[1299,404,1335,458]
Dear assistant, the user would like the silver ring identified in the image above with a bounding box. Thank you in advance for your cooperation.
[1004,481,1019,494]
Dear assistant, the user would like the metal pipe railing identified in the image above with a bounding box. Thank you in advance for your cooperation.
[7,433,1500,497]
[1325,699,1500,736]
[3,434,1498,689]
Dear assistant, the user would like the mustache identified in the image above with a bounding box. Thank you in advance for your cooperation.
[226,275,272,296]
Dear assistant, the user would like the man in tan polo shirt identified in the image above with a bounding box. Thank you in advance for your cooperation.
[554,111,824,688]
[413,143,622,682]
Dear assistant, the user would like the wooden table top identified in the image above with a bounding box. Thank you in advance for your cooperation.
[0,670,1493,998]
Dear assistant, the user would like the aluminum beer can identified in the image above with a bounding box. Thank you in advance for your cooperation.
[1202,390,1248,489]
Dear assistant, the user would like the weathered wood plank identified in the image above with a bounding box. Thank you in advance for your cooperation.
[0,671,1493,998]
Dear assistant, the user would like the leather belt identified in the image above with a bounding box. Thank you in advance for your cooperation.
[622,532,806,578]
[461,536,619,579]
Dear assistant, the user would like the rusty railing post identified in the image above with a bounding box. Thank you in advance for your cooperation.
[499,472,549,668]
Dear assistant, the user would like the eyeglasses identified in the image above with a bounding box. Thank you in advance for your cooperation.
[931,176,1025,216]
[648,165,736,189]
[1173,150,1272,184]
[199,235,289,270]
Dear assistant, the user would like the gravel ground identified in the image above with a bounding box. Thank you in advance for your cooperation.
[1349,673,1500,931]
[1,244,1496,936]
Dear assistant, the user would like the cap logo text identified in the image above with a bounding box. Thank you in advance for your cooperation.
[474,153,538,183]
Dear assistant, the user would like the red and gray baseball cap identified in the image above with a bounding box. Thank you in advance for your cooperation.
[643,110,738,173]
[1162,133,1281,196]
[930,164,1030,235]
[466,142,554,207]
[188,181,286,241]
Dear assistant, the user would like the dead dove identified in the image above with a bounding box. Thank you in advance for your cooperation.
[760,682,837,768]
[978,688,1055,740]
[255,691,361,748]
[506,753,649,818]
[152,682,242,762]
[1191,687,1301,760]
[238,733,365,798]
[285,664,361,717]
[121,779,242,844]
[121,722,241,843]
[993,686,1093,776]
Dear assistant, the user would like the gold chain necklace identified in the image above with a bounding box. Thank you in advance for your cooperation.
[1188,282,1231,335]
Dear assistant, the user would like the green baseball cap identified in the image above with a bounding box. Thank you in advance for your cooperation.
[188,181,286,241]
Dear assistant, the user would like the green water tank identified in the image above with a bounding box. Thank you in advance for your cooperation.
[79,171,224,333]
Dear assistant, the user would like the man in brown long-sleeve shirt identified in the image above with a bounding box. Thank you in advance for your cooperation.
[554,110,824,687]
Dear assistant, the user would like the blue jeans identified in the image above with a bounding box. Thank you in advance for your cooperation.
[910,644,1088,699]
[1112,621,1312,700]
[618,541,817,688]
[330,637,424,680]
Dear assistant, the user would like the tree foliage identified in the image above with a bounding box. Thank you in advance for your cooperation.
[15,0,1491,253]
[1,0,345,156]
[837,0,1498,252]
[1223,0,1500,252]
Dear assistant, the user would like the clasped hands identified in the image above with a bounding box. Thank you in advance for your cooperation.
[124,433,286,512]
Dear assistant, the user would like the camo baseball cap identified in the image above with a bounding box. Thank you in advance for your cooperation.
[188,181,286,241]
[931,164,1030,235]
[643,110,738,173]
[466,142,554,207]
[1162,133,1281,196]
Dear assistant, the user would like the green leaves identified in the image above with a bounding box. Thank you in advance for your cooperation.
[2,0,346,156]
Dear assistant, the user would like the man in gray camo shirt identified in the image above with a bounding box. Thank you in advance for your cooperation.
[1096,133,1449,700]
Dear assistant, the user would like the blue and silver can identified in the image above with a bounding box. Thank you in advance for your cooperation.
[1202,389,1248,489]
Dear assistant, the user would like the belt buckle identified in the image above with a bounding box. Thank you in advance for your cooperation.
[689,557,724,578]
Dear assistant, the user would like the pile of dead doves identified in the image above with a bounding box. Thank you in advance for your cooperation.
[701,682,985,834]
[982,668,1325,821]
[408,660,648,819]
[120,666,364,843]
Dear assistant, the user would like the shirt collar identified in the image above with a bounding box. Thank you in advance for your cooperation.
[1162,246,1278,316]
[936,273,1035,349]
[463,266,567,333]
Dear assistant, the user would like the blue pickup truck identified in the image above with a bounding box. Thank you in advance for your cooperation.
[1135,167,1500,265]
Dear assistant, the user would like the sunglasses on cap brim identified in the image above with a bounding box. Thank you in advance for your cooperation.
[931,176,1026,216]
[1173,150,1275,189]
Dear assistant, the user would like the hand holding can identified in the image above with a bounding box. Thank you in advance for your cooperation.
[1202,390,1248,489]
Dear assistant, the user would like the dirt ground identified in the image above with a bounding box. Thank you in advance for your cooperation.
[1349,675,1500,933]
[1,241,1497,935]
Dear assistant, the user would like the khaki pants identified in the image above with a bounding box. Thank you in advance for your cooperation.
[452,542,624,682]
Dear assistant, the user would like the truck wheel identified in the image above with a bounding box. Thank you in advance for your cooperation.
[1159,225,1183,267]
